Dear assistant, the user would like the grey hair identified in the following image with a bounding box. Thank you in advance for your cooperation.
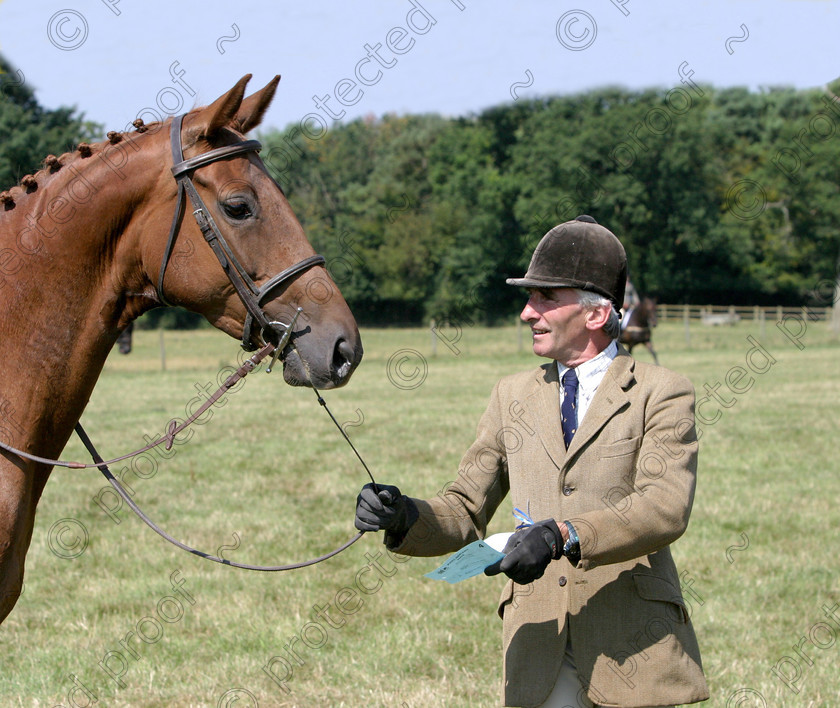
[575,289,621,340]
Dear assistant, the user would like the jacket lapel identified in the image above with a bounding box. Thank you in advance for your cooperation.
[528,363,567,470]
[526,348,637,471]
[563,348,635,467]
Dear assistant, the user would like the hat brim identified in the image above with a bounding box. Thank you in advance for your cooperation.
[506,276,588,289]
[505,276,618,305]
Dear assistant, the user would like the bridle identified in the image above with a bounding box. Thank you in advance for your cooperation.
[158,113,325,351]
[0,115,378,571]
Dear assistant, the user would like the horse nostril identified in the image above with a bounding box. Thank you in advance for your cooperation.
[332,338,355,380]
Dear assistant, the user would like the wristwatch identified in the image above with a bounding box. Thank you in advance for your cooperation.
[562,521,581,566]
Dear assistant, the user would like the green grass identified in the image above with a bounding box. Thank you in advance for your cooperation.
[0,318,838,707]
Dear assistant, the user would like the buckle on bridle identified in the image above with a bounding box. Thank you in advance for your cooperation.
[264,307,303,373]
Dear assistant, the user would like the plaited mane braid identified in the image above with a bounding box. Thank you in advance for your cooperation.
[44,155,62,172]
[2,126,138,205]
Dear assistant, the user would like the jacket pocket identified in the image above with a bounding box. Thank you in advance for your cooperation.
[633,573,690,623]
[497,580,515,619]
[599,436,642,458]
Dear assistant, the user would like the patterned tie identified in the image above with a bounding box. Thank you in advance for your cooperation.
[561,368,579,449]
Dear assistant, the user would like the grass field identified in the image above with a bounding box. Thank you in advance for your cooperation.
[0,316,838,707]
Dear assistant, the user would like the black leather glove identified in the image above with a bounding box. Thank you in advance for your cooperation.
[484,519,563,584]
[354,483,418,534]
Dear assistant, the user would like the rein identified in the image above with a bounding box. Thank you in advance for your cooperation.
[0,338,277,471]
[0,309,378,571]
[73,345,376,571]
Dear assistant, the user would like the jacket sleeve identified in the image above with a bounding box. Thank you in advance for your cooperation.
[387,381,510,557]
[574,371,699,570]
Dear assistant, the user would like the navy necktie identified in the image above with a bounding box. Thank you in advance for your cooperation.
[561,368,579,449]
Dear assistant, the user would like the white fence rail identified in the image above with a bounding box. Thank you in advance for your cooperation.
[657,304,834,325]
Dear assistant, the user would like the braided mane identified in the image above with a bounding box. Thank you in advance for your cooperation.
[0,119,162,209]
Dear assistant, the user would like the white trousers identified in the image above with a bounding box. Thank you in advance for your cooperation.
[538,646,673,708]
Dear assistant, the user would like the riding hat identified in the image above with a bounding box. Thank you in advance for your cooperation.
[506,215,626,309]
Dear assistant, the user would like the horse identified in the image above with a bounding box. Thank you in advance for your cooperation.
[0,75,363,625]
[620,296,659,365]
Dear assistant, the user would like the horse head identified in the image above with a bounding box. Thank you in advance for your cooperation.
[138,75,362,389]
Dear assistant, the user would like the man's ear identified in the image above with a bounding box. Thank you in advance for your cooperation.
[584,303,611,331]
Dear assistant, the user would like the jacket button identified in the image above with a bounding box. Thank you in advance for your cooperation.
[562,486,573,496]
[558,576,567,587]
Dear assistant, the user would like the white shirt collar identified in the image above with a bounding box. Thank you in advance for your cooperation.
[556,340,618,424]
[556,339,618,382]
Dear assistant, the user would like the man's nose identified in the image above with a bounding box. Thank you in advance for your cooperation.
[520,299,538,322]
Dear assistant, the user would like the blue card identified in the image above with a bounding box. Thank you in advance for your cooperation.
[424,532,512,584]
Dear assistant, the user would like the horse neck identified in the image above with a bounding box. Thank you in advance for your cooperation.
[0,131,167,449]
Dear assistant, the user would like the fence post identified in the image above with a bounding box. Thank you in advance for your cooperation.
[683,305,691,347]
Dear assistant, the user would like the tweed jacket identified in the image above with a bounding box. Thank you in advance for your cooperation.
[391,346,708,707]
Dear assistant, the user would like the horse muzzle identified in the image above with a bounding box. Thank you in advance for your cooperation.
[278,326,362,389]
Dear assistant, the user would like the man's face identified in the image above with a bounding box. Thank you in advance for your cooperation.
[520,288,592,366]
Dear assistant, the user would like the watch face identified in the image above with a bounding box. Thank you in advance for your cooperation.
[563,537,580,564]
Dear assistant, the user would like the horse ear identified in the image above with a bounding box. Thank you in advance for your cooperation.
[235,75,281,134]
[192,74,252,139]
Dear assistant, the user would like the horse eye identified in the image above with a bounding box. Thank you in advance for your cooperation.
[222,199,253,220]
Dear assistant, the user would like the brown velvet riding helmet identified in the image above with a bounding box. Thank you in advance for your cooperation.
[506,215,627,309]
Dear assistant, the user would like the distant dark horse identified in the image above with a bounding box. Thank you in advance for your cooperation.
[116,322,133,354]
[620,297,659,364]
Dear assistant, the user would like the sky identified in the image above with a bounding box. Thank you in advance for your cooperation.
[0,0,838,135]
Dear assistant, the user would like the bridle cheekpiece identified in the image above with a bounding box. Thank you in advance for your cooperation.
[158,113,325,351]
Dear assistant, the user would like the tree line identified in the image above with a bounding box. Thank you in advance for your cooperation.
[263,81,840,324]
[2,50,838,326]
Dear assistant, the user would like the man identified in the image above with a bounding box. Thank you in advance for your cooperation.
[624,276,640,312]
[355,216,708,708]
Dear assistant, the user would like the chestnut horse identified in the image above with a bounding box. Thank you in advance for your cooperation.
[0,75,362,624]
[620,296,659,364]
